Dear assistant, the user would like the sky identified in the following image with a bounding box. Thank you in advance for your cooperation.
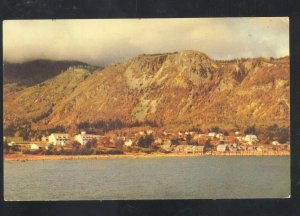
[3,18,289,66]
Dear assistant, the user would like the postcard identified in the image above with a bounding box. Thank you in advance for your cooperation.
[3,18,290,200]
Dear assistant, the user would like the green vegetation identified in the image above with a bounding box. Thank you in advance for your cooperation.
[244,125,257,135]
[137,134,154,148]
[210,127,220,133]
[77,119,159,133]
[265,124,290,144]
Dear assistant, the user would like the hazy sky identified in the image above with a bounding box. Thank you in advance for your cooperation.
[3,18,289,66]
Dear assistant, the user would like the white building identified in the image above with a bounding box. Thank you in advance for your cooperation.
[244,135,259,145]
[208,132,217,137]
[74,131,101,145]
[146,130,154,135]
[216,133,224,139]
[154,138,163,145]
[29,143,40,150]
[139,131,145,136]
[184,145,205,154]
[124,139,133,147]
[193,134,206,140]
[272,141,280,145]
[48,133,70,146]
[217,144,229,152]
[41,136,49,142]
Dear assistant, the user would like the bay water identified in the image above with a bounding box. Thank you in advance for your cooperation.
[4,156,290,200]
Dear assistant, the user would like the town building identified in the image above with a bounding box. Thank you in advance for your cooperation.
[208,132,217,138]
[244,135,259,145]
[161,141,173,152]
[217,144,229,152]
[5,136,24,143]
[193,146,205,154]
[74,131,101,145]
[41,136,49,142]
[124,139,133,147]
[272,141,280,145]
[48,133,70,146]
[9,142,40,151]
[174,145,185,153]
[216,133,224,139]
[146,130,154,135]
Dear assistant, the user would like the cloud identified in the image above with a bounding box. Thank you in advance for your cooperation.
[3,18,289,66]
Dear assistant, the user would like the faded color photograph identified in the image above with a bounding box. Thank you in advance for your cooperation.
[3,18,290,200]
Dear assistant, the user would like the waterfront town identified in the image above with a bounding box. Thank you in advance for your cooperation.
[3,127,290,156]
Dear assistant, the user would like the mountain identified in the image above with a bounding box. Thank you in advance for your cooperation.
[3,60,98,94]
[3,51,290,132]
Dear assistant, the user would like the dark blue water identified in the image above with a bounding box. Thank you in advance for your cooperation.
[4,156,290,200]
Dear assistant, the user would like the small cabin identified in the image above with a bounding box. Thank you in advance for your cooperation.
[217,144,229,152]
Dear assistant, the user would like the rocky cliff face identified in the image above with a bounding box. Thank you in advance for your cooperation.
[3,51,289,131]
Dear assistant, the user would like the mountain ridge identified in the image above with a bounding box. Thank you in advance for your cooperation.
[3,50,290,133]
[3,59,101,93]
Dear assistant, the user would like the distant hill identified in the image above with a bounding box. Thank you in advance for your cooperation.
[3,51,289,132]
[3,60,99,93]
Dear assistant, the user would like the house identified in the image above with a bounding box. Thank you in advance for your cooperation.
[146,130,154,135]
[238,146,246,151]
[29,143,40,150]
[193,134,206,140]
[272,141,280,145]
[154,138,163,145]
[217,144,229,152]
[74,131,101,145]
[236,136,244,142]
[41,136,49,142]
[48,133,70,146]
[232,143,238,148]
[193,146,205,154]
[34,142,49,150]
[161,141,173,151]
[244,135,258,145]
[228,146,237,152]
[124,139,133,147]
[247,146,255,151]
[163,139,172,146]
[5,136,24,143]
[184,145,194,153]
[256,147,263,152]
[216,133,224,139]
[10,142,40,151]
[208,132,217,138]
[174,145,185,153]
[185,131,195,136]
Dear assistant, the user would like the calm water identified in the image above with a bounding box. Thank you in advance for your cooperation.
[4,156,290,200]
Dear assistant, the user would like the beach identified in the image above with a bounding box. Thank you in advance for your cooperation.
[4,151,290,161]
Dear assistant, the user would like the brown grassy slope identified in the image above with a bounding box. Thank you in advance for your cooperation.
[3,67,94,129]
[3,51,289,131]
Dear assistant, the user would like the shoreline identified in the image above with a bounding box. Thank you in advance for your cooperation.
[4,152,290,161]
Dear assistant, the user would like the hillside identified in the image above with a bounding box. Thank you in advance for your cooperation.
[3,51,290,133]
[3,60,98,93]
